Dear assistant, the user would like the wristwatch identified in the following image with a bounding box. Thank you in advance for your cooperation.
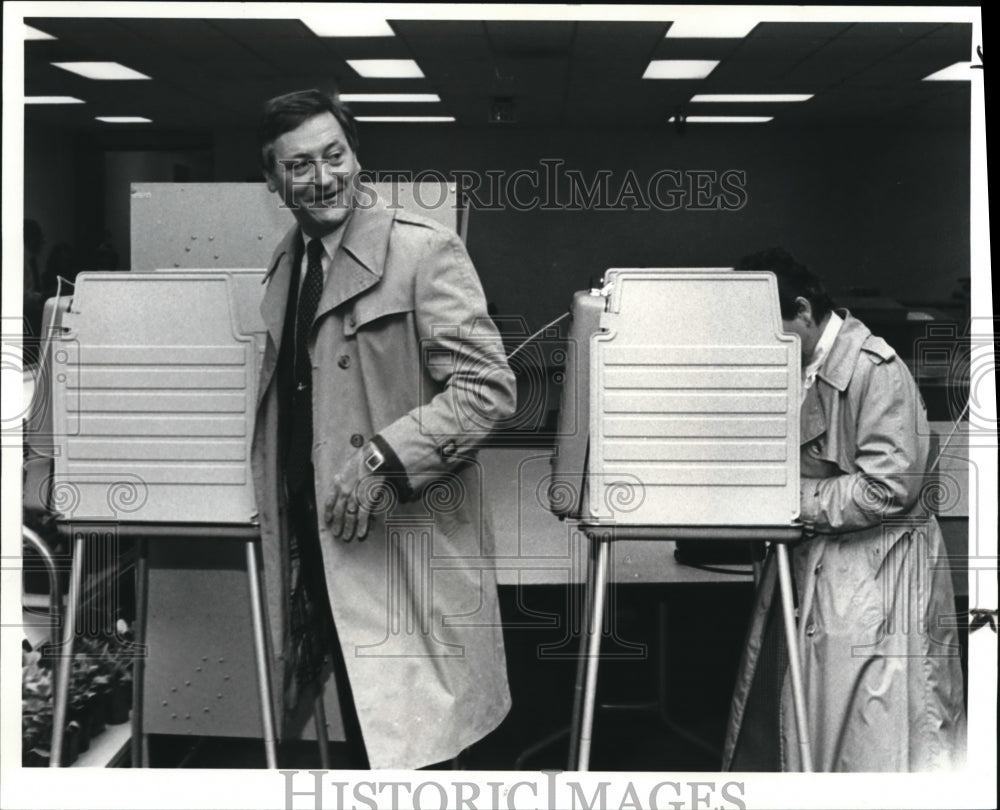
[362,441,386,473]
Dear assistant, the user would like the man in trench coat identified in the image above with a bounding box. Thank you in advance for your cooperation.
[250,89,516,769]
[723,249,966,772]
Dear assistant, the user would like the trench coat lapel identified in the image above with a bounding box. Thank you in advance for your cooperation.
[313,202,395,322]
[257,226,299,408]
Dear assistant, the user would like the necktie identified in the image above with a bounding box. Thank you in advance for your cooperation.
[296,239,326,378]
[286,238,326,494]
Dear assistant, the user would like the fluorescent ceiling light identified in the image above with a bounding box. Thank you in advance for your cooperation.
[25,24,55,40]
[666,19,758,38]
[923,62,974,81]
[355,116,454,123]
[26,96,85,104]
[96,116,152,123]
[52,62,151,80]
[301,15,394,37]
[347,59,424,78]
[643,60,719,79]
[691,93,813,103]
[340,93,441,103]
[669,115,773,123]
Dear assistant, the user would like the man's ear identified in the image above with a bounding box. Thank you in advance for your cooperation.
[795,296,814,327]
[263,170,278,193]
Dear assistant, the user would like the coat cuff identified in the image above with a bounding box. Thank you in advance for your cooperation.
[371,434,414,502]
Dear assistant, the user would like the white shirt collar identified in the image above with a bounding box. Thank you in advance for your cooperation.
[802,310,843,398]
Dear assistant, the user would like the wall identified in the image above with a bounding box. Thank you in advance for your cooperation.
[23,123,78,261]
[351,123,971,332]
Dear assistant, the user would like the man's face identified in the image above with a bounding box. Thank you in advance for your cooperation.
[265,111,360,237]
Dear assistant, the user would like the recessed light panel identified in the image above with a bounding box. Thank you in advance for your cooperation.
[24,24,55,40]
[643,60,720,80]
[96,116,152,123]
[340,93,440,103]
[923,62,974,81]
[52,62,151,80]
[301,15,394,37]
[666,19,758,38]
[26,96,85,104]
[355,116,454,123]
[670,115,773,123]
[347,60,424,79]
[691,94,813,103]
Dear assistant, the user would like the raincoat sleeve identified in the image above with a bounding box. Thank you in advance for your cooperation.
[799,351,929,534]
[376,228,516,488]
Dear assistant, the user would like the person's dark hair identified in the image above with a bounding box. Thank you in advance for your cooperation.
[737,247,835,321]
[258,89,359,172]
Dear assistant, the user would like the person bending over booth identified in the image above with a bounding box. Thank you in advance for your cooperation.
[251,89,516,769]
[723,248,966,772]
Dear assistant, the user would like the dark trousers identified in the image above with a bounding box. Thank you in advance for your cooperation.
[288,470,370,768]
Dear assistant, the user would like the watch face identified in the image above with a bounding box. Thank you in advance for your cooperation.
[365,446,384,471]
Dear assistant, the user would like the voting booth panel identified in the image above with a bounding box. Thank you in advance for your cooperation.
[551,269,801,528]
[590,269,800,526]
[548,269,807,771]
[130,182,461,272]
[50,272,264,524]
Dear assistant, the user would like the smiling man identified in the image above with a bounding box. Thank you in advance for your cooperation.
[250,89,516,769]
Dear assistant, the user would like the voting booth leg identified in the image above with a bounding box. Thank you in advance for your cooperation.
[132,539,149,767]
[313,694,331,769]
[573,534,612,771]
[566,535,598,768]
[774,542,814,772]
[50,533,85,767]
[245,540,278,769]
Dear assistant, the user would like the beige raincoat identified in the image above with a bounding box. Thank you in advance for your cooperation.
[723,312,966,771]
[250,198,516,768]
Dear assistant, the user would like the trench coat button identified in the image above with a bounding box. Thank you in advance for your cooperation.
[814,563,823,575]
[805,623,816,637]
[350,433,365,448]
[337,354,351,369]
[348,313,357,328]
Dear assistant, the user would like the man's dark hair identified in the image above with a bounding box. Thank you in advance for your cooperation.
[737,247,835,321]
[258,89,359,171]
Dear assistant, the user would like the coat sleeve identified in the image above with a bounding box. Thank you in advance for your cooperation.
[799,352,930,533]
[376,227,517,489]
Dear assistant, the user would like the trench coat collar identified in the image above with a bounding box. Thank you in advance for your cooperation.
[259,196,396,352]
[800,310,869,446]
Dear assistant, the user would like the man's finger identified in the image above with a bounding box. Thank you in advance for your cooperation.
[341,498,360,542]
[330,491,349,538]
[356,502,372,541]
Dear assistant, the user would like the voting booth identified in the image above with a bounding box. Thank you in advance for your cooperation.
[549,269,811,770]
[31,181,462,767]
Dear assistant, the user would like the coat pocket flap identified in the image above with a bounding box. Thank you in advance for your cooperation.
[344,297,414,336]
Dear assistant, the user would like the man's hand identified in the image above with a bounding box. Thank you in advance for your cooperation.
[324,450,375,542]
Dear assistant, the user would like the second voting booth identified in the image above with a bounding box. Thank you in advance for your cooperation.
[33,182,810,769]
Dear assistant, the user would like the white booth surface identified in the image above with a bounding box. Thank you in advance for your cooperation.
[587,269,801,526]
[51,272,264,524]
[129,181,461,272]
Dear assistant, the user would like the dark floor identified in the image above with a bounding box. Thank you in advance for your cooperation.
[143,581,760,770]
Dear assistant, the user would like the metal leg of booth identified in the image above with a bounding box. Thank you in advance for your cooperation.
[132,538,149,767]
[50,533,85,767]
[566,532,598,769]
[313,694,331,769]
[245,540,279,769]
[774,542,813,772]
[572,533,612,771]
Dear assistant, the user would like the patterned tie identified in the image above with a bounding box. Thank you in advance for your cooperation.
[296,238,326,378]
[285,238,326,494]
